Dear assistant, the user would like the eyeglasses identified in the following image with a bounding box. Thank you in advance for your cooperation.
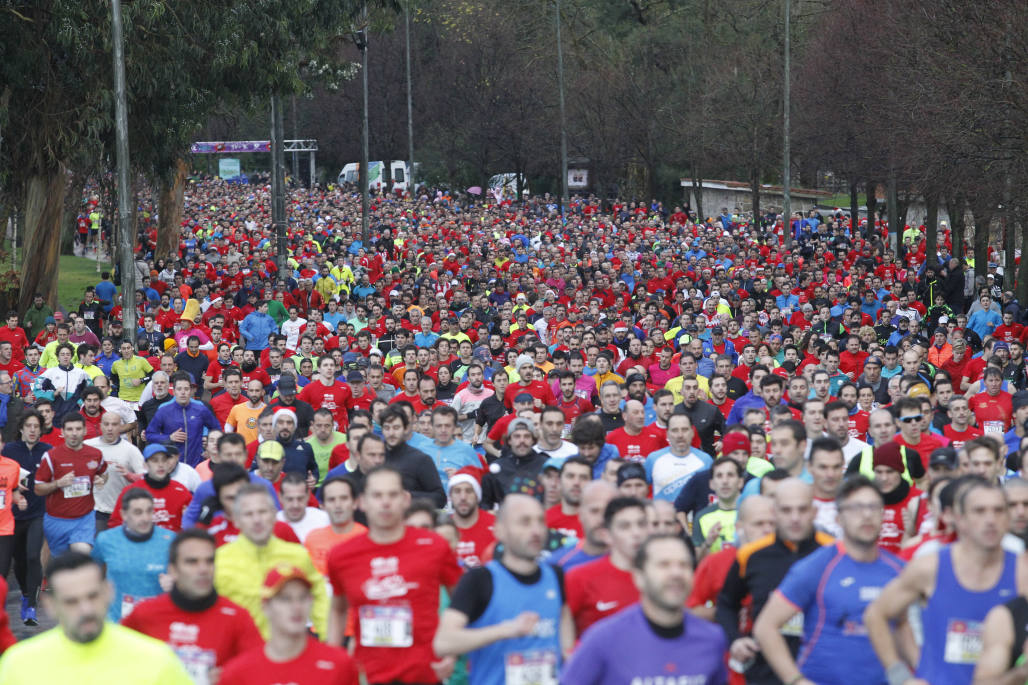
[898,414,924,424]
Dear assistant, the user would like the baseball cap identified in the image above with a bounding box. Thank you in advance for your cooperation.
[1012,390,1028,412]
[277,376,297,393]
[865,356,882,367]
[721,432,750,455]
[711,326,724,335]
[257,441,285,462]
[928,447,958,470]
[261,564,312,599]
[616,462,647,486]
[507,417,535,437]
[994,341,1010,351]
[142,444,171,460]
[513,392,534,404]
[625,373,646,386]
[346,369,365,383]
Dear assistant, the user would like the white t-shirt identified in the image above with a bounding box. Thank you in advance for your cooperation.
[277,507,330,543]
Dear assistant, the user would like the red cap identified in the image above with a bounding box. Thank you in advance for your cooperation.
[262,564,312,599]
[721,432,750,456]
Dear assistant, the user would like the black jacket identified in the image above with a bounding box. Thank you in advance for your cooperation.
[385,441,446,507]
[481,448,548,509]
[676,399,724,456]
[716,530,834,685]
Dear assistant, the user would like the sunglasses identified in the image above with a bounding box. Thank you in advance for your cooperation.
[899,414,924,424]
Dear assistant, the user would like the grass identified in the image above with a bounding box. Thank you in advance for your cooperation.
[56,252,113,314]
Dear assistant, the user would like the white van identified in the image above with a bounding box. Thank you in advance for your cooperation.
[337,161,420,193]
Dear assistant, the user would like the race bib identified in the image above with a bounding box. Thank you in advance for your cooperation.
[359,604,413,648]
[781,612,805,637]
[175,645,216,685]
[0,489,6,510]
[504,649,558,685]
[984,421,1005,435]
[944,619,983,664]
[62,476,91,498]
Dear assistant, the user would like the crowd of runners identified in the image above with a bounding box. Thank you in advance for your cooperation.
[0,178,1025,683]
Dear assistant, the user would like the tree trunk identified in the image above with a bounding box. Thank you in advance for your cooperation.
[887,171,900,259]
[1015,216,1028,306]
[924,190,938,269]
[691,168,703,220]
[849,180,860,238]
[948,193,965,260]
[1004,210,1016,290]
[156,158,187,261]
[20,168,67,314]
[750,170,760,227]
[972,209,992,293]
[866,182,878,242]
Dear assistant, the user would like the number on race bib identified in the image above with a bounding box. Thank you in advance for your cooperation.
[359,604,414,648]
[62,476,91,498]
[504,650,558,685]
[944,619,983,664]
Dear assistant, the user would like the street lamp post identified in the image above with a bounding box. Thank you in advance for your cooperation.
[556,0,568,217]
[782,0,791,249]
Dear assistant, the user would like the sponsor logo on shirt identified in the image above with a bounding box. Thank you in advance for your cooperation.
[169,621,200,643]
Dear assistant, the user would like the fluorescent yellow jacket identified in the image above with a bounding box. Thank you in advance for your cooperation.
[214,533,329,640]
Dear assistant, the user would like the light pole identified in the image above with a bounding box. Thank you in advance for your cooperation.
[405,0,415,193]
[271,96,287,274]
[556,0,568,216]
[359,1,370,247]
[111,0,136,342]
[781,0,791,249]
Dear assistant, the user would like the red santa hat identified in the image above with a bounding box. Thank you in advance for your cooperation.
[448,466,484,501]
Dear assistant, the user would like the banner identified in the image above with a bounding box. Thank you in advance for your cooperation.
[190,141,271,154]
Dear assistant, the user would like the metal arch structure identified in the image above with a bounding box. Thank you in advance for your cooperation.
[190,139,318,185]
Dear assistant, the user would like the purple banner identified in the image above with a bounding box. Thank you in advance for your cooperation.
[190,141,271,154]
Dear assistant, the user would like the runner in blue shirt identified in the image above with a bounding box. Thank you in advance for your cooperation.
[753,475,904,685]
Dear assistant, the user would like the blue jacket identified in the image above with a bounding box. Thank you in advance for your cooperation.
[144,398,221,466]
[239,311,277,350]
[725,390,768,426]
[702,339,738,364]
[182,472,280,529]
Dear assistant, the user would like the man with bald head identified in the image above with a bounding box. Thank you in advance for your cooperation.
[549,480,617,570]
[605,399,667,462]
[434,494,573,681]
[688,494,776,621]
[716,479,832,685]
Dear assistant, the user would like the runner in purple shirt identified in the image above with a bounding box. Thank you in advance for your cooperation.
[561,534,728,685]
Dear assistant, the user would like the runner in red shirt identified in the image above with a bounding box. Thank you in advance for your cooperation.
[448,469,495,569]
[326,467,461,684]
[108,445,194,531]
[218,564,358,685]
[941,396,983,449]
[210,369,247,425]
[299,357,352,431]
[555,372,594,424]
[566,497,647,636]
[503,355,555,410]
[544,458,590,540]
[969,368,1014,435]
[122,529,263,683]
[605,399,668,462]
[34,412,108,553]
